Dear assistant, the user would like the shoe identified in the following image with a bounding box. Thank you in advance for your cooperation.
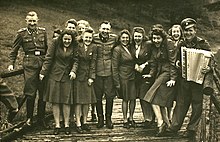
[53,128,60,135]
[182,130,196,138]
[128,119,136,128]
[156,122,167,137]
[97,115,104,128]
[165,127,178,136]
[123,122,130,129]
[82,124,91,131]
[91,114,97,122]
[106,115,114,129]
[65,127,71,135]
[143,120,152,129]
[37,119,49,129]
[76,126,83,134]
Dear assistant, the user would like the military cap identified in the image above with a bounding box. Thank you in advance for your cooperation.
[181,18,197,30]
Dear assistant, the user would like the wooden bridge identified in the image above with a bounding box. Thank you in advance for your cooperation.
[0,99,199,142]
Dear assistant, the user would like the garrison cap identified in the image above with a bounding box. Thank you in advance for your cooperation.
[181,18,197,30]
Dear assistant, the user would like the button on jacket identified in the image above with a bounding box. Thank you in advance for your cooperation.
[93,33,117,76]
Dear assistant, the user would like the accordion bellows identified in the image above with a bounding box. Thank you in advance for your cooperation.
[181,47,212,84]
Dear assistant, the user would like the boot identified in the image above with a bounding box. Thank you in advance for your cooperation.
[106,115,113,129]
[97,115,104,128]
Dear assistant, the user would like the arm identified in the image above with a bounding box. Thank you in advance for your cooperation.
[40,38,57,76]
[112,46,121,89]
[8,33,23,70]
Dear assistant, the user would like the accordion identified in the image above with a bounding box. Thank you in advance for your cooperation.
[181,46,212,84]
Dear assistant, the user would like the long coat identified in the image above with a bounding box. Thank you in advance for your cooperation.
[143,40,177,107]
[112,45,136,100]
[74,43,96,104]
[40,38,78,104]
[130,41,153,99]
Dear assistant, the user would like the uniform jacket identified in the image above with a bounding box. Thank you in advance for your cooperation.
[9,27,48,68]
[76,43,96,81]
[112,45,136,87]
[40,38,78,82]
[93,33,117,76]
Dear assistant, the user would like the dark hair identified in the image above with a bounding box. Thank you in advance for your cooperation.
[65,19,77,27]
[149,24,167,40]
[58,29,78,47]
[118,29,131,44]
[131,27,146,43]
[100,21,111,27]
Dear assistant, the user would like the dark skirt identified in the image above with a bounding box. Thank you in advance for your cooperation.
[143,72,175,107]
[74,80,96,104]
[44,78,74,104]
[118,79,136,101]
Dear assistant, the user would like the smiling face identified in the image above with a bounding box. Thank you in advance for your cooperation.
[82,32,93,46]
[77,24,86,35]
[171,27,181,41]
[66,23,76,31]
[133,32,143,45]
[183,26,196,41]
[99,23,111,38]
[26,15,38,30]
[62,34,72,47]
[152,34,163,48]
[120,33,130,46]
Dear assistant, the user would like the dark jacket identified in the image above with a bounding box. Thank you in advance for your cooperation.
[40,38,78,82]
[76,43,96,81]
[112,45,136,87]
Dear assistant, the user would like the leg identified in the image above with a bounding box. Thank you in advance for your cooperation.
[81,104,91,131]
[52,103,60,128]
[161,107,170,127]
[140,100,154,128]
[187,83,203,131]
[26,95,35,125]
[122,100,128,122]
[152,104,163,127]
[91,103,97,122]
[75,104,83,133]
[94,76,104,128]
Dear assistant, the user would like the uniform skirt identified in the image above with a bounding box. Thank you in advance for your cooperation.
[118,79,136,101]
[143,72,175,107]
[44,78,74,104]
[74,80,96,104]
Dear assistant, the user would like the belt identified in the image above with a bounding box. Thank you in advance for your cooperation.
[25,51,45,56]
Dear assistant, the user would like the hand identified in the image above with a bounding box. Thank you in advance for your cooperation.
[142,74,152,78]
[8,65,14,71]
[201,66,211,74]
[139,63,146,70]
[39,74,45,80]
[88,78,94,86]
[166,80,176,87]
[176,60,180,68]
[69,72,76,80]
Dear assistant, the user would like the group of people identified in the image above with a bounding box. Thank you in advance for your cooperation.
[4,10,212,138]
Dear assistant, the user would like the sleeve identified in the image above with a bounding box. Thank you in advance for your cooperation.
[167,41,178,81]
[40,39,57,75]
[71,43,79,73]
[112,46,121,87]
[9,33,23,66]
[89,45,97,80]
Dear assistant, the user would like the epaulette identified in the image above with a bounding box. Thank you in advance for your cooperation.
[196,36,205,43]
[38,27,46,31]
[17,28,27,33]
[93,33,99,38]
[109,33,117,38]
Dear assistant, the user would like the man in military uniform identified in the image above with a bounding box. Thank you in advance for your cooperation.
[93,21,117,129]
[167,18,211,138]
[8,11,48,126]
